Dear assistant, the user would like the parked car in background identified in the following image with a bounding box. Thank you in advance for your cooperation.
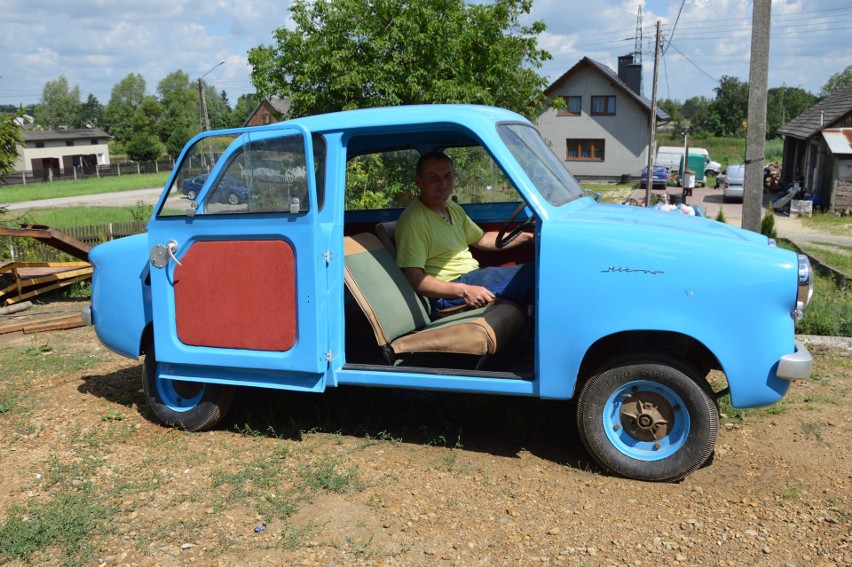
[640,164,670,188]
[721,164,746,201]
[181,174,253,204]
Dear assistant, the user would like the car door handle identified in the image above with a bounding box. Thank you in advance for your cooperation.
[150,240,183,269]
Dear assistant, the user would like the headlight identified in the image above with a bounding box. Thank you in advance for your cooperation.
[794,254,814,320]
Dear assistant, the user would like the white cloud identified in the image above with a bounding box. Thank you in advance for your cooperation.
[2,0,851,107]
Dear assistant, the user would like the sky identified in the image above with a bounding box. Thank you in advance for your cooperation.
[2,0,852,109]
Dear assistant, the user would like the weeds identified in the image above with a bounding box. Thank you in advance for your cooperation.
[300,457,364,493]
[800,421,824,442]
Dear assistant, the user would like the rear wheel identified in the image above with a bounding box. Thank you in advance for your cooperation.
[227,192,240,205]
[142,339,235,431]
[577,356,718,482]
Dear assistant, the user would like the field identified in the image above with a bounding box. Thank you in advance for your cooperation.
[0,310,849,566]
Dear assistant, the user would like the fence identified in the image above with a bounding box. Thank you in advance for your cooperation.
[0,157,176,187]
[1,221,147,263]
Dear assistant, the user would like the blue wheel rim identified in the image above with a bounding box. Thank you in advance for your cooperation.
[156,376,204,412]
[602,380,690,461]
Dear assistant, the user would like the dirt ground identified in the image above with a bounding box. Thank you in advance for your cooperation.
[0,300,849,566]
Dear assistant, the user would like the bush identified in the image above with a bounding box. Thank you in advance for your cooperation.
[761,211,778,239]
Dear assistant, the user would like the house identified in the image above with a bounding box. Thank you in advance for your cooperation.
[243,97,291,127]
[777,84,852,212]
[14,128,110,179]
[537,55,669,180]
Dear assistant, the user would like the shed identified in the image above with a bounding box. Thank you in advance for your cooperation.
[777,84,852,212]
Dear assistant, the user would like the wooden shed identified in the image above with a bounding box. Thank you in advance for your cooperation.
[777,85,852,212]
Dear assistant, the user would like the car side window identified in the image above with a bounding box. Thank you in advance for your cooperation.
[158,132,325,217]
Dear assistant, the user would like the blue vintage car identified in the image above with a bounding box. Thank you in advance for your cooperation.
[84,105,813,482]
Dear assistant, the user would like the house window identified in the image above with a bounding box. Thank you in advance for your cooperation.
[591,95,616,115]
[35,142,44,148]
[566,139,605,161]
[91,139,99,145]
[66,140,75,147]
[557,96,581,116]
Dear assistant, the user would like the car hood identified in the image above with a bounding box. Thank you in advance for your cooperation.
[560,200,768,245]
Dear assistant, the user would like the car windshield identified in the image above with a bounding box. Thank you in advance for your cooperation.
[497,123,585,207]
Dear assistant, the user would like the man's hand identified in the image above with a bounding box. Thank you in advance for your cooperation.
[402,268,494,308]
[473,230,533,251]
[458,283,494,308]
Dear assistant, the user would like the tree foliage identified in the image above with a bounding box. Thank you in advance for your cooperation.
[766,86,817,137]
[104,73,148,145]
[820,64,852,97]
[709,76,749,137]
[125,96,164,162]
[34,75,81,129]
[0,111,25,175]
[157,71,199,157]
[248,0,552,119]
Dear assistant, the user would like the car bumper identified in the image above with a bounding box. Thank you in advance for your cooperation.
[82,305,93,326]
[777,340,812,381]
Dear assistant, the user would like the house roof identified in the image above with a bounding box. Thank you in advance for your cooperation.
[821,128,852,155]
[544,57,669,121]
[23,128,110,143]
[244,96,291,126]
[777,84,852,140]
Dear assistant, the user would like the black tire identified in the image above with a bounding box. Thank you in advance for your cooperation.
[576,356,718,482]
[142,339,235,432]
[227,192,240,205]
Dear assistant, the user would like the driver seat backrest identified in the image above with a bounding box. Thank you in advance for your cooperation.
[343,233,525,361]
[374,220,397,257]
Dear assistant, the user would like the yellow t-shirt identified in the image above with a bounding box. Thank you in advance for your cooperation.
[395,199,484,282]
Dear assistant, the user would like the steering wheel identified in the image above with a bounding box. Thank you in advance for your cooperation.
[496,202,535,249]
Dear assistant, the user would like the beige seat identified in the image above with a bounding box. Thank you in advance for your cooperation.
[343,233,524,367]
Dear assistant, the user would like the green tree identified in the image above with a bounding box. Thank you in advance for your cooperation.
[125,96,164,162]
[0,110,25,175]
[766,86,816,138]
[820,64,852,96]
[657,98,687,137]
[78,94,104,128]
[34,75,81,129]
[709,76,749,137]
[248,0,552,119]
[157,71,199,157]
[228,93,261,127]
[203,84,231,130]
[104,73,147,145]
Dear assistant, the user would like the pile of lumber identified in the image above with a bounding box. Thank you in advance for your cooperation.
[0,225,92,306]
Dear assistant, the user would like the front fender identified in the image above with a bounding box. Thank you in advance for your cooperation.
[89,234,152,359]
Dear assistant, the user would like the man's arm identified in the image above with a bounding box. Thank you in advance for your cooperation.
[471,230,534,252]
[402,268,495,309]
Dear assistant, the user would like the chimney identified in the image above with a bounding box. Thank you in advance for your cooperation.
[617,54,642,96]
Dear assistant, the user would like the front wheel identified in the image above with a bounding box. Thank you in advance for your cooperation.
[142,340,235,431]
[577,357,718,482]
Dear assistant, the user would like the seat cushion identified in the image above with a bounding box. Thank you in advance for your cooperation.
[390,299,525,356]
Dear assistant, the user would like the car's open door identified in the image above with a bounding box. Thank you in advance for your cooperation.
[145,126,329,392]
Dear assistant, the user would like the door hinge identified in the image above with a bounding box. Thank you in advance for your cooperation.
[323,250,332,265]
[325,350,333,363]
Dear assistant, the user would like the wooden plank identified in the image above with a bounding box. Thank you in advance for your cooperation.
[23,313,85,333]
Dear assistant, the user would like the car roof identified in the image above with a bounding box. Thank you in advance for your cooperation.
[248,105,531,156]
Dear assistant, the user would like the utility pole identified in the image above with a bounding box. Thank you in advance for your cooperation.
[196,60,225,169]
[743,1,771,232]
[645,21,662,207]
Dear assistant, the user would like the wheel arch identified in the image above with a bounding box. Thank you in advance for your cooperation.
[577,331,721,392]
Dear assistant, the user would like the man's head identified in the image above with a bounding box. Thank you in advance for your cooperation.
[415,150,455,208]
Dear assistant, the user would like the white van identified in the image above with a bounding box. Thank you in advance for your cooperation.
[656,146,721,177]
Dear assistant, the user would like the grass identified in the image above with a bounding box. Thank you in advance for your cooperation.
[0,172,169,204]
[7,205,152,228]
